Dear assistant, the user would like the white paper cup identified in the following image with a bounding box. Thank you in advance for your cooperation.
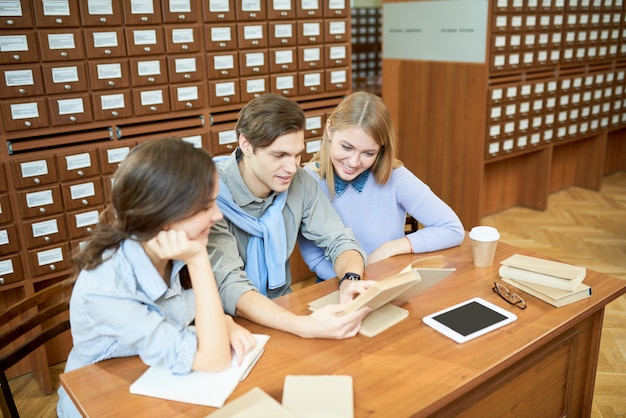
[469,226,500,267]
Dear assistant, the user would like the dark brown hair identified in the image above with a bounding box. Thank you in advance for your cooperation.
[235,93,305,149]
[73,137,217,275]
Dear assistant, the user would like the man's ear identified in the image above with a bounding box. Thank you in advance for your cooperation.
[239,134,252,156]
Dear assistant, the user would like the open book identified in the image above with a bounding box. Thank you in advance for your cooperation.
[129,334,269,408]
[308,267,455,337]
[499,254,586,291]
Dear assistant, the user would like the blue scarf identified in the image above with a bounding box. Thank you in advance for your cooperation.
[214,174,288,295]
[334,170,370,197]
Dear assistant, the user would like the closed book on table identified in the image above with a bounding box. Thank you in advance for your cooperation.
[499,254,586,291]
[502,277,591,308]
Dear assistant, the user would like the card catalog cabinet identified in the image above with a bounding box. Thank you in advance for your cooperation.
[0,0,351,384]
[382,0,626,229]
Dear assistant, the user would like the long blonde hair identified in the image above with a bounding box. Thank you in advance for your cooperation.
[310,92,402,196]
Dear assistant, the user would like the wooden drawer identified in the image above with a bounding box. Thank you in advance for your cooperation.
[202,0,236,22]
[60,178,106,212]
[297,20,323,45]
[132,86,171,115]
[0,0,34,29]
[122,0,162,25]
[269,47,297,73]
[129,56,168,86]
[84,28,127,59]
[162,0,198,23]
[208,79,240,107]
[303,110,325,139]
[0,224,20,255]
[66,206,103,240]
[299,70,325,95]
[98,145,133,174]
[47,93,94,126]
[236,22,268,49]
[209,122,238,155]
[325,44,349,68]
[21,215,68,250]
[38,29,85,62]
[80,0,123,26]
[33,0,80,27]
[240,76,270,102]
[206,52,239,79]
[92,90,134,120]
[42,62,89,95]
[0,64,45,99]
[0,254,24,286]
[0,31,40,64]
[1,98,50,132]
[11,156,58,189]
[27,243,72,277]
[238,50,269,76]
[87,59,131,90]
[298,45,324,70]
[204,24,238,51]
[164,25,201,54]
[125,27,165,56]
[268,0,296,19]
[325,68,350,92]
[268,21,296,47]
[169,83,206,111]
[270,73,297,96]
[16,185,64,219]
[167,54,204,83]
[56,149,101,182]
[324,19,349,43]
[235,0,267,21]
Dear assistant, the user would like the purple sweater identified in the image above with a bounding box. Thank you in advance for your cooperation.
[298,165,465,280]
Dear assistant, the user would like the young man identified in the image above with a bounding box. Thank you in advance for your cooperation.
[208,94,372,339]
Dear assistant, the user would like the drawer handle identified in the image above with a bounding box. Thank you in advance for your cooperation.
[40,207,47,214]
[56,18,63,24]
[34,177,41,184]
[105,49,112,55]
[6,19,14,25]
[19,88,26,94]
[182,44,188,50]
[250,13,256,18]
[100,17,107,23]
[219,42,226,48]
[70,116,77,122]
[223,97,230,102]
[44,236,51,242]
[111,111,119,117]
[87,227,93,233]
[61,51,68,57]
[184,74,190,79]
[81,199,89,205]
[64,84,71,90]
[148,77,155,83]
[108,80,115,86]
[13,54,21,61]
[25,120,31,127]
[0,278,5,284]
[77,170,84,176]
[143,46,151,53]
[49,264,56,271]
[178,14,186,20]
[186,102,193,108]
[150,106,157,111]
[282,39,288,44]
[217,13,224,19]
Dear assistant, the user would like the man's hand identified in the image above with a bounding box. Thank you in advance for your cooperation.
[297,303,371,339]
[338,279,375,305]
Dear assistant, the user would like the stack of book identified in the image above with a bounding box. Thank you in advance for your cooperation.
[499,254,591,308]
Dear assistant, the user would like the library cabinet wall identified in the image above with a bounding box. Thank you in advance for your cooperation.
[382,0,626,229]
[0,0,351,387]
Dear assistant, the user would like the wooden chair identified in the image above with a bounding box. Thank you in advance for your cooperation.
[0,276,76,418]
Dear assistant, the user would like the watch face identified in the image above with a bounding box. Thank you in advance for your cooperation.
[345,273,361,280]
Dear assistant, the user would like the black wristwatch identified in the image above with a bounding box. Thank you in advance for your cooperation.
[338,272,361,288]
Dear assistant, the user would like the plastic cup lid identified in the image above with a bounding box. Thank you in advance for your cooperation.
[469,226,500,242]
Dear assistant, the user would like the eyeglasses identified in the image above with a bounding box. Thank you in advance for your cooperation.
[492,282,527,310]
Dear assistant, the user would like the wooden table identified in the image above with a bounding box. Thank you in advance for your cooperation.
[61,239,626,417]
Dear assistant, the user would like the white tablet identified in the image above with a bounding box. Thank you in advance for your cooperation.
[422,297,517,344]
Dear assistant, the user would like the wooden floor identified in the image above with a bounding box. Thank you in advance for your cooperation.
[6,171,626,418]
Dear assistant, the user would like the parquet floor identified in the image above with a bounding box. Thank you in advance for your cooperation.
[5,172,626,418]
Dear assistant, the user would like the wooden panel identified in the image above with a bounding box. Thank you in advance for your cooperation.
[550,132,606,193]
[382,59,488,228]
[482,148,551,216]
[604,128,626,174]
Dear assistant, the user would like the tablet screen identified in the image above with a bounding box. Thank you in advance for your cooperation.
[431,301,508,336]
[423,297,517,343]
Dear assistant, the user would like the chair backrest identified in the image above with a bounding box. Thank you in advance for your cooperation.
[0,276,76,418]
